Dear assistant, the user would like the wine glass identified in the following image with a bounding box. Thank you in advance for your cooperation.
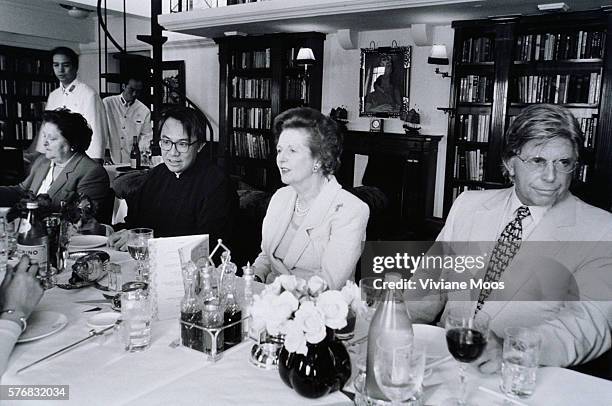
[127,228,153,280]
[443,306,490,406]
[374,335,426,405]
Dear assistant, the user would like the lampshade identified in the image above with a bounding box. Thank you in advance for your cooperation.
[428,44,449,65]
[296,48,316,65]
[60,4,91,19]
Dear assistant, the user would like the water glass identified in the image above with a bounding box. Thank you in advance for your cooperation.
[121,282,152,352]
[107,263,122,294]
[374,336,426,406]
[501,327,541,398]
[127,228,153,280]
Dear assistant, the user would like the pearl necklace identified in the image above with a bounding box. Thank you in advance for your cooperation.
[294,196,310,217]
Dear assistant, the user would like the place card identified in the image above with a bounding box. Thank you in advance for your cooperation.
[148,234,209,320]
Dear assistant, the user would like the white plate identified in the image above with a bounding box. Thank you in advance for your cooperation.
[70,235,108,249]
[87,312,120,329]
[18,311,68,343]
[414,324,451,360]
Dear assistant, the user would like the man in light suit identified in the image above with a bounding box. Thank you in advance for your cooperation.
[407,104,612,370]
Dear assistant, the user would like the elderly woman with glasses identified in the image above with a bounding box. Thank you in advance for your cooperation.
[108,106,238,251]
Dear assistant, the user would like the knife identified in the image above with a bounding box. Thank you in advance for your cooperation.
[16,321,121,374]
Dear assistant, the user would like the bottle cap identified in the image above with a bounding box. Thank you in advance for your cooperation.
[26,202,39,209]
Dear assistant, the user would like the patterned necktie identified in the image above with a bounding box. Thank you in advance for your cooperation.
[475,206,531,313]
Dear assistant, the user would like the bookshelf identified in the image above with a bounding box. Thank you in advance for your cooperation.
[0,45,57,149]
[444,9,612,214]
[215,32,324,191]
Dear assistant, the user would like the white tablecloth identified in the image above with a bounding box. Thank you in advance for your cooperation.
[2,248,612,405]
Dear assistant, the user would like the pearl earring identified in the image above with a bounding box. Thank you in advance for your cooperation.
[313,164,319,172]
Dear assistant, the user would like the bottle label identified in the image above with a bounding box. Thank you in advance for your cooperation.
[16,243,47,268]
[130,158,137,169]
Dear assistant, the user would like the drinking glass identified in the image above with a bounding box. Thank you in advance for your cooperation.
[127,228,153,280]
[121,282,152,352]
[443,306,490,406]
[359,277,383,326]
[501,327,541,398]
[373,335,426,406]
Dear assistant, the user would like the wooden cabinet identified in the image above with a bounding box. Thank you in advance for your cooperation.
[338,131,441,239]
[0,45,57,149]
[444,8,612,215]
[215,32,325,191]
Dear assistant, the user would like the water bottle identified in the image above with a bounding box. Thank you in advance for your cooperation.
[364,273,414,402]
[16,201,50,272]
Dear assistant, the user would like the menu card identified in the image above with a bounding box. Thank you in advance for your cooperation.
[148,234,209,320]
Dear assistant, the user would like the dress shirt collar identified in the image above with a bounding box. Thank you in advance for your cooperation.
[120,95,134,107]
[53,153,76,171]
[509,187,550,226]
[60,79,79,96]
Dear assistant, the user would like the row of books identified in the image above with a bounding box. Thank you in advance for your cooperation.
[230,49,271,69]
[0,79,14,94]
[458,75,494,103]
[231,106,272,129]
[232,131,271,159]
[512,72,601,104]
[451,185,485,201]
[231,77,271,99]
[576,164,588,182]
[580,116,598,148]
[233,165,268,189]
[0,96,8,118]
[460,37,494,63]
[454,148,486,181]
[16,101,46,120]
[515,31,605,62]
[456,114,490,142]
[0,55,54,75]
[13,119,41,141]
[284,77,307,100]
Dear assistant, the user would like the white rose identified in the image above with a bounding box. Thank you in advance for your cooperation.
[283,320,308,355]
[294,301,327,344]
[307,275,328,296]
[340,281,359,306]
[295,278,308,296]
[275,290,299,318]
[316,290,348,329]
[251,294,275,332]
[278,275,298,292]
[264,277,282,295]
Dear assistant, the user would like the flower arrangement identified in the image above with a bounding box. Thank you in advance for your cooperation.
[251,275,365,355]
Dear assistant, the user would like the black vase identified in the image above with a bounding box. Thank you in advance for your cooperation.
[278,328,351,399]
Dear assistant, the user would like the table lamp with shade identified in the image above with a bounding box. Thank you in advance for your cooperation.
[295,47,316,105]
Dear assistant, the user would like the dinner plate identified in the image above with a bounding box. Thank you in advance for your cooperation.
[18,311,68,343]
[87,312,120,329]
[70,235,108,249]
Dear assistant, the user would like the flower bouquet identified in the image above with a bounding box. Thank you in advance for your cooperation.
[251,275,365,398]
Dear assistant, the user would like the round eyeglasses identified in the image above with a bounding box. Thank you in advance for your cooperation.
[515,155,577,173]
[159,139,197,153]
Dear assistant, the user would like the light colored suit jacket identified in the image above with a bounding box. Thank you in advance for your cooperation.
[409,187,612,366]
[253,176,369,289]
[1,153,110,212]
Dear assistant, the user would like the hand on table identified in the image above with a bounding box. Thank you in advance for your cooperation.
[108,229,128,251]
[0,255,44,323]
[476,330,503,374]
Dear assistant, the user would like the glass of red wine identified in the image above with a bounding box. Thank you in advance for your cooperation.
[443,306,490,406]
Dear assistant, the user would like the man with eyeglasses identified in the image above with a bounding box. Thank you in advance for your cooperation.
[108,106,238,250]
[406,104,612,371]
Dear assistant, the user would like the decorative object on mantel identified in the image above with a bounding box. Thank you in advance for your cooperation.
[402,108,421,135]
[428,44,451,78]
[251,275,363,398]
[329,106,349,132]
[360,45,411,118]
[369,117,384,132]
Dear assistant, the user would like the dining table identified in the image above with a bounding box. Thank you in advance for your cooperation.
[2,246,612,405]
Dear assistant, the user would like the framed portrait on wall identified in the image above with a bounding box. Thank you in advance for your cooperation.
[359,46,411,118]
[162,60,186,106]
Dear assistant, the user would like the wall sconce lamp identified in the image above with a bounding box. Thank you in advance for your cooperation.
[296,48,316,106]
[428,44,451,78]
[59,4,92,19]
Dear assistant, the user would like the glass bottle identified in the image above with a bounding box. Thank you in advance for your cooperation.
[130,136,141,169]
[223,291,242,349]
[181,261,203,351]
[364,273,414,402]
[16,201,50,273]
[202,302,224,360]
[150,139,163,167]
[200,264,218,306]
[218,251,237,300]
[242,262,254,339]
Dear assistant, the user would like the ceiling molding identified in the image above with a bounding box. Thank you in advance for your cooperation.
[159,0,479,32]
[336,29,358,50]
[411,23,433,46]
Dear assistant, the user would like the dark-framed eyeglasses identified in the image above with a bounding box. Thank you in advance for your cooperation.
[515,155,577,173]
[159,138,197,153]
